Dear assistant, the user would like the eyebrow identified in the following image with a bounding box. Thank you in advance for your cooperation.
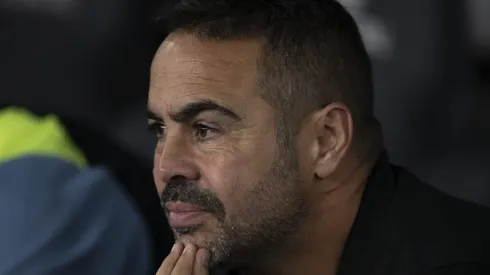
[148,99,241,124]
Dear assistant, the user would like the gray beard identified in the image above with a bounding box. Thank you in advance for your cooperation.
[206,151,310,270]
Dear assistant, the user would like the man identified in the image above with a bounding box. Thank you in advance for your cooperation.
[148,0,490,274]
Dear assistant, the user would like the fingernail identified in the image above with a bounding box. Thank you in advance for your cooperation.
[200,252,210,266]
[171,243,181,252]
[183,243,193,254]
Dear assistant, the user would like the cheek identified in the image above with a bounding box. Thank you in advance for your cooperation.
[152,167,162,194]
[200,153,251,191]
[194,127,279,208]
[195,149,268,210]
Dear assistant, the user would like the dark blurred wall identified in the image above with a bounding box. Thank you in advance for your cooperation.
[2,0,489,207]
[342,0,490,206]
[0,0,157,160]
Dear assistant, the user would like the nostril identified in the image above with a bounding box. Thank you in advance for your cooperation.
[170,175,187,182]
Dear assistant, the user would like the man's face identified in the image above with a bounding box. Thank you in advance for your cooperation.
[149,33,309,267]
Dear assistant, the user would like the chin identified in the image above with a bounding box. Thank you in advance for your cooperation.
[173,225,216,249]
[174,232,199,245]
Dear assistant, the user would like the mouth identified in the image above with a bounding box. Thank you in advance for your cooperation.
[165,201,212,228]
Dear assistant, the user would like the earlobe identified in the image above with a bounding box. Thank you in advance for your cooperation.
[313,103,353,179]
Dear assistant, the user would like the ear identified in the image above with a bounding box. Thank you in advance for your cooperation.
[312,103,353,179]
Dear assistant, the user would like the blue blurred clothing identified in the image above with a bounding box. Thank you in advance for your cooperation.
[0,108,152,274]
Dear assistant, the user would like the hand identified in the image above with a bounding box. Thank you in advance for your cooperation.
[156,243,210,275]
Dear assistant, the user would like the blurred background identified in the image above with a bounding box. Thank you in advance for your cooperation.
[0,0,489,206]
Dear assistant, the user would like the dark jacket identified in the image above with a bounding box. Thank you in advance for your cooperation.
[337,155,490,275]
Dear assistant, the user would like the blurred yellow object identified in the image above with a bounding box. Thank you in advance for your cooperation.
[0,107,87,168]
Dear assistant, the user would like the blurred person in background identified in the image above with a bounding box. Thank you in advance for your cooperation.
[0,107,151,274]
[0,0,173,273]
[149,1,490,275]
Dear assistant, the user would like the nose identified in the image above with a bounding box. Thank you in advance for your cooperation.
[153,136,200,191]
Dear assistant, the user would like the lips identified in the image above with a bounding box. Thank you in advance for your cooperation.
[166,202,206,212]
[165,202,210,228]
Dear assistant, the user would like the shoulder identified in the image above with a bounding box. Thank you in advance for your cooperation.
[416,263,490,275]
[390,166,490,267]
[339,158,490,275]
[393,165,490,234]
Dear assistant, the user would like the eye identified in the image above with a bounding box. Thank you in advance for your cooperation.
[194,123,218,140]
[148,121,165,139]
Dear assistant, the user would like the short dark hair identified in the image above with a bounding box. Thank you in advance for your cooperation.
[155,0,374,138]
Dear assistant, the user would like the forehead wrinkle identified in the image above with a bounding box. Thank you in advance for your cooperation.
[155,62,255,97]
[154,35,259,74]
[150,34,266,116]
[153,58,230,84]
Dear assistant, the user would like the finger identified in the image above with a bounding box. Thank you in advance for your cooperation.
[172,243,197,274]
[193,248,210,275]
[156,243,184,275]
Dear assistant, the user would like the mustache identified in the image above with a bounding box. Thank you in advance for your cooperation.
[160,177,226,222]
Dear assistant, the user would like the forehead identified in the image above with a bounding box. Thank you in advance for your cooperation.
[149,32,262,113]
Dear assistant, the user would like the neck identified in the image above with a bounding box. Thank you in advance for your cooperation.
[240,147,382,275]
